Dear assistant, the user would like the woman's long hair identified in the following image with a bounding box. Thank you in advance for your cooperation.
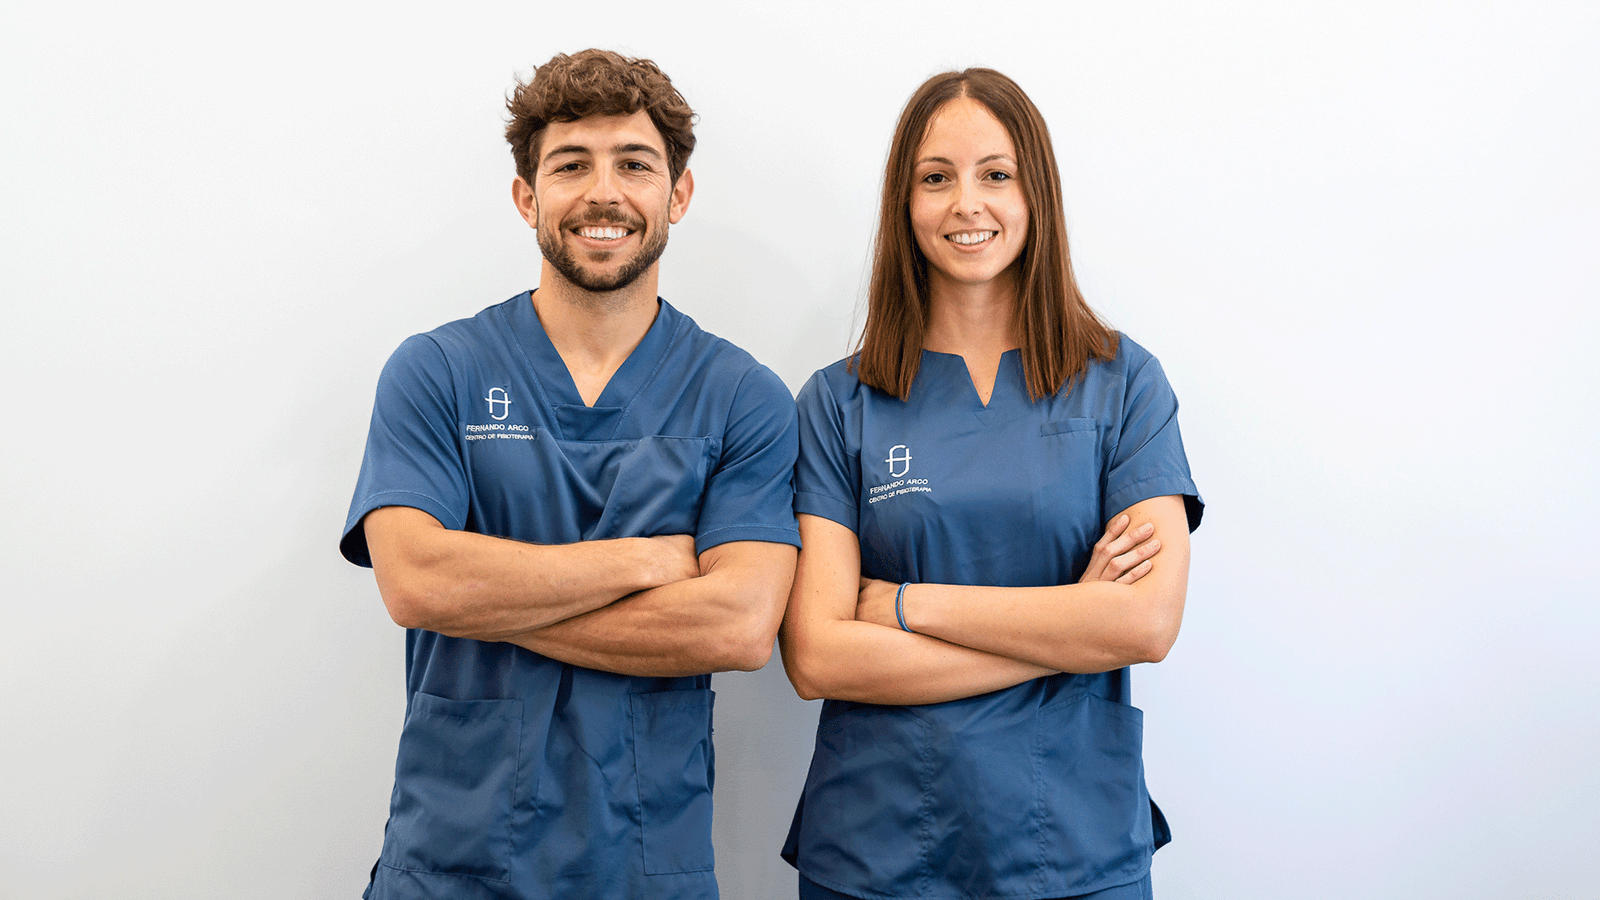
[854,68,1118,401]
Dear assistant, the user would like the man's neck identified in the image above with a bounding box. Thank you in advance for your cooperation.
[530,264,662,406]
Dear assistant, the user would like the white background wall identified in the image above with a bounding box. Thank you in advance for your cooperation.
[3,2,1596,898]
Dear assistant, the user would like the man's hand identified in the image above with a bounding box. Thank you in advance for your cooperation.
[1078,513,1161,585]
[640,533,702,586]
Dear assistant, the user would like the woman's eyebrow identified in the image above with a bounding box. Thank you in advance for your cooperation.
[915,153,1014,166]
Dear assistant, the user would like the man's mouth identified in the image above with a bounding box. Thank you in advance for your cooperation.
[575,225,632,241]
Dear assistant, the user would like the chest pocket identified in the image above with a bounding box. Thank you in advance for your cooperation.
[1033,417,1104,578]
[558,434,717,541]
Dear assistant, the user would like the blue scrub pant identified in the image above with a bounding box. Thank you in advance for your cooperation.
[798,873,1153,900]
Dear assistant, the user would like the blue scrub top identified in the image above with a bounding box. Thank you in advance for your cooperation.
[783,338,1202,900]
[342,293,800,900]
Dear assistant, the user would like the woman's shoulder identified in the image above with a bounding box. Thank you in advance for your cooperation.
[1088,332,1168,385]
[801,355,867,398]
[1108,331,1158,367]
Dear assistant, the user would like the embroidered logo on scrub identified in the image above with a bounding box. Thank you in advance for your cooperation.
[869,444,932,505]
[464,385,533,442]
[886,444,913,477]
[485,387,512,420]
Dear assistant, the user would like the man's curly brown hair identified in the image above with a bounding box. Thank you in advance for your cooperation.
[506,49,697,188]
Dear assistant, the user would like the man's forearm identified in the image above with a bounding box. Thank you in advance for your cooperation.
[365,505,701,639]
[505,541,798,677]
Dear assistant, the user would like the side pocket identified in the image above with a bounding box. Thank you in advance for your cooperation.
[1035,694,1153,891]
[630,689,716,875]
[382,693,524,882]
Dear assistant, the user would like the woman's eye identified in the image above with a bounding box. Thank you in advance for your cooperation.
[922,172,948,184]
[986,170,1012,182]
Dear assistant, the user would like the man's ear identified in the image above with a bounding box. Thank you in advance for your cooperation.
[512,176,538,228]
[668,168,694,224]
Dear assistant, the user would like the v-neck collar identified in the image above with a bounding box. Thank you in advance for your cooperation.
[919,348,1025,414]
[504,291,683,440]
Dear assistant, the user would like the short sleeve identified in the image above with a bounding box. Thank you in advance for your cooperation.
[693,365,802,554]
[792,367,861,532]
[339,334,472,566]
[1103,352,1204,532]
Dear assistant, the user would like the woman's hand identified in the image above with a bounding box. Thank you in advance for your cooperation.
[855,515,1158,631]
[1078,514,1161,585]
[855,577,900,629]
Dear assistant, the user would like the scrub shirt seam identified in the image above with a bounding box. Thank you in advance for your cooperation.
[608,308,686,441]
[374,859,512,885]
[497,296,564,441]
[505,706,524,881]
[413,331,472,460]
[793,374,860,531]
[793,489,858,531]
[1109,353,1177,472]
[1105,475,1197,515]
[1031,709,1049,895]
[353,490,464,531]
[703,364,761,476]
[697,522,799,540]
[915,714,935,896]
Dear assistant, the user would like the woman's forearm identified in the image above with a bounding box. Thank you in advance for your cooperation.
[876,495,1192,673]
[780,614,1055,705]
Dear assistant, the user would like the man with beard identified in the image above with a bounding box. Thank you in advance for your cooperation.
[340,50,800,900]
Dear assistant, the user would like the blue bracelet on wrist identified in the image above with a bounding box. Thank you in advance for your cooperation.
[895,582,914,633]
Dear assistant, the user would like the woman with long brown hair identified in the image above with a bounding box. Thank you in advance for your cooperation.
[778,69,1204,900]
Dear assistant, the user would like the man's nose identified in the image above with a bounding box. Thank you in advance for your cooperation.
[583,164,623,206]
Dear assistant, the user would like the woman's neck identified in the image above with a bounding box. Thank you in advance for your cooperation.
[923,273,1019,360]
[922,275,1020,407]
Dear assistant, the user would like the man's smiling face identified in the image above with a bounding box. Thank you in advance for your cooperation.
[518,110,692,294]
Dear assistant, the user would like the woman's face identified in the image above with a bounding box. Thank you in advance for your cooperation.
[909,97,1030,295]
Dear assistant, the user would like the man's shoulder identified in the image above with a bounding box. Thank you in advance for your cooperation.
[659,300,789,395]
[661,300,755,365]
[376,295,524,383]
[414,294,522,352]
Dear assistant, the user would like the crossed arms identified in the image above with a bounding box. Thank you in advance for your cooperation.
[778,494,1191,706]
[363,490,1184,689]
[364,505,797,677]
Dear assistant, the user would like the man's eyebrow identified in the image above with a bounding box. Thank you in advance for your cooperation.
[613,142,663,158]
[542,144,589,160]
[543,142,664,163]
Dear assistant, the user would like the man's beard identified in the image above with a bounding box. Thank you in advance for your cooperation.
[538,209,668,294]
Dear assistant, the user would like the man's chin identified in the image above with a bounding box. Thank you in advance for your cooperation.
[548,257,640,293]
[540,234,666,296]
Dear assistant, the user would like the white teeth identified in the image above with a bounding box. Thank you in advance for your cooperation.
[578,226,629,240]
[948,231,996,245]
